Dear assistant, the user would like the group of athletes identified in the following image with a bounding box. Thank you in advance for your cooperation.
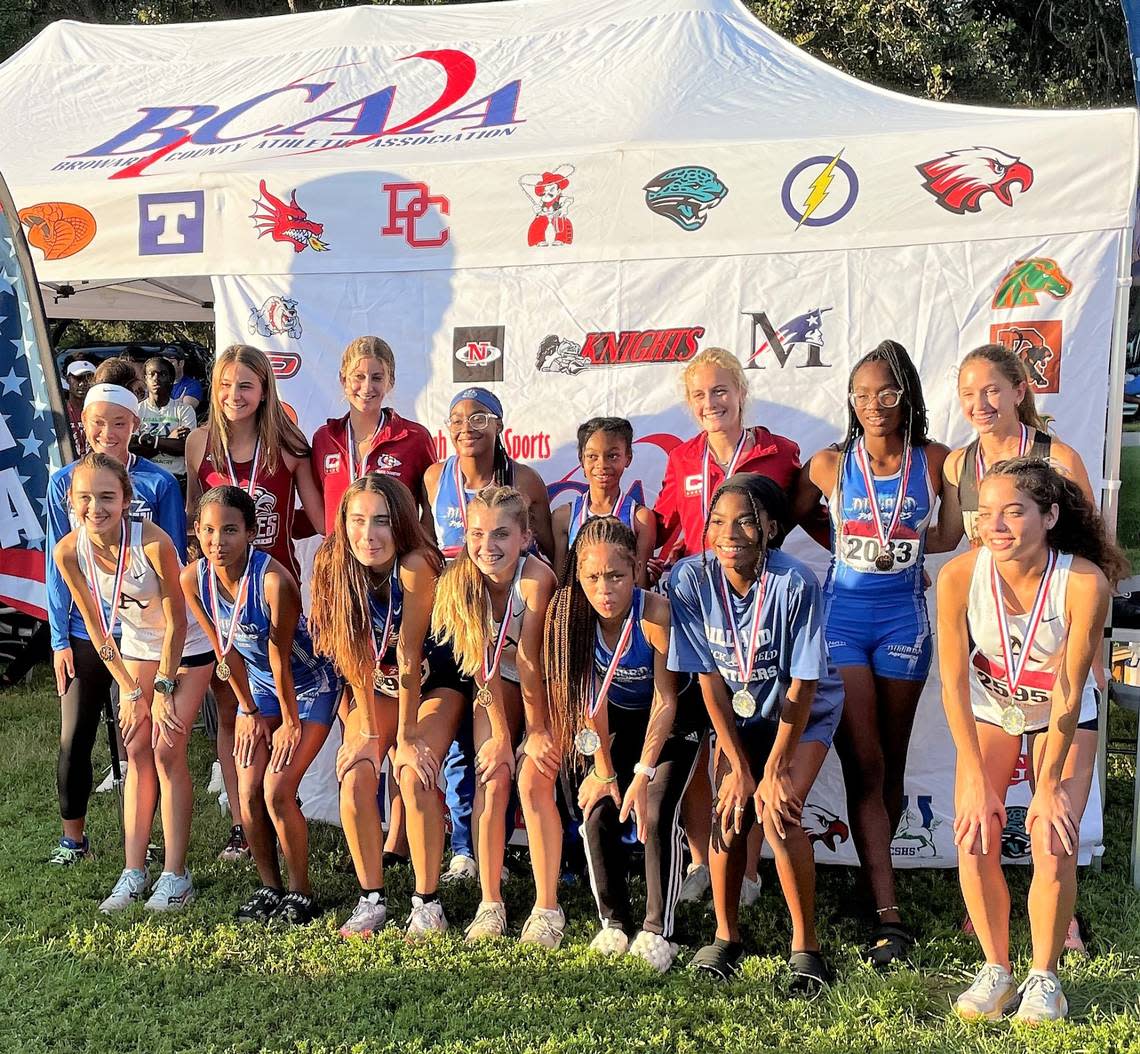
[44,334,1125,1024]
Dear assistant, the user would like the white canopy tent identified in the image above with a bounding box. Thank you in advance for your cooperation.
[1,0,1135,859]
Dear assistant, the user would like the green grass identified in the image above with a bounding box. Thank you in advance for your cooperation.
[2,672,1138,1054]
[1118,445,1140,574]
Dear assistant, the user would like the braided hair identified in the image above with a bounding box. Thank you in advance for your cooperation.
[701,473,789,583]
[544,515,638,764]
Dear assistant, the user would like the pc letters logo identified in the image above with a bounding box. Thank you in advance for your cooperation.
[138,192,205,255]
[453,326,505,383]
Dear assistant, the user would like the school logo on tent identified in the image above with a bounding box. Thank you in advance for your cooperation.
[536,327,705,373]
[250,181,328,254]
[642,166,727,231]
[804,805,849,852]
[891,795,942,858]
[991,258,1072,309]
[519,165,574,247]
[742,306,832,369]
[989,321,1061,393]
[780,152,859,228]
[1001,807,1032,858]
[453,326,505,383]
[382,182,450,248]
[138,191,205,256]
[916,147,1033,215]
[17,202,96,260]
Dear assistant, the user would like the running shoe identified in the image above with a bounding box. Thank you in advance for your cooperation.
[145,870,195,912]
[206,761,225,795]
[439,854,477,884]
[1015,970,1068,1024]
[339,894,387,938]
[48,836,92,867]
[274,891,320,926]
[954,963,1016,1020]
[235,886,284,923]
[218,824,250,863]
[629,930,678,973]
[677,862,710,903]
[589,925,630,956]
[405,896,448,940]
[740,873,763,907]
[99,868,150,913]
[519,906,566,949]
[465,900,508,941]
[94,761,127,793]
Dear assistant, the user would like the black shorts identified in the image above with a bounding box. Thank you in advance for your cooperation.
[371,634,473,702]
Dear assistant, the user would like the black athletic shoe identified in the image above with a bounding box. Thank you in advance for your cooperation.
[235,885,284,923]
[274,891,319,926]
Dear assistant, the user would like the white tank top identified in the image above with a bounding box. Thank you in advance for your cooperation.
[965,548,1097,732]
[490,557,527,684]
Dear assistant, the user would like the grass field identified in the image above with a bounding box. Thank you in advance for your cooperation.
[1,672,1138,1054]
[1117,445,1140,574]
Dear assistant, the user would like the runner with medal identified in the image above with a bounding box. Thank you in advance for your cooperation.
[309,475,468,939]
[545,516,704,972]
[668,474,843,987]
[936,457,1123,1023]
[795,341,948,966]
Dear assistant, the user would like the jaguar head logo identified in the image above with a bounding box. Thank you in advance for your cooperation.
[643,166,728,231]
[992,258,1072,309]
[917,147,1033,215]
[250,180,329,253]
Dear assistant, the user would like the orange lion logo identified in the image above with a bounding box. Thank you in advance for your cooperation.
[18,202,97,260]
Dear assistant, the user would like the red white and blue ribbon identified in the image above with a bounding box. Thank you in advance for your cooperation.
[587,605,637,719]
[78,519,129,645]
[701,429,750,512]
[990,548,1056,697]
[715,564,768,687]
[481,558,524,687]
[370,561,398,669]
[209,547,254,664]
[975,423,1029,481]
[225,437,261,497]
[348,410,387,482]
[853,438,912,555]
[577,486,626,534]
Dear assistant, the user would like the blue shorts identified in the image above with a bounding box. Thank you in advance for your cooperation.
[252,664,341,726]
[825,593,932,681]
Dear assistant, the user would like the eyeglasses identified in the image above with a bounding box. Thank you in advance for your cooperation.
[849,389,904,409]
[446,412,498,431]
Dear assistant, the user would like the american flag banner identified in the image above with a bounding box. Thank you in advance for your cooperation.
[0,176,67,618]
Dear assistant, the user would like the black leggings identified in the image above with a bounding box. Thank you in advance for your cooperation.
[57,636,115,822]
[581,706,702,938]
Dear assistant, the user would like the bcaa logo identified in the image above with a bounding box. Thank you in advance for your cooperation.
[72,50,523,178]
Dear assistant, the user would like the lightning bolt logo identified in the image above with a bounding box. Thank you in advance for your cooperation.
[798,149,844,229]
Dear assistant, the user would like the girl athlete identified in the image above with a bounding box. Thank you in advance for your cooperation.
[426,387,553,884]
[53,453,213,910]
[45,381,186,866]
[795,341,948,965]
[938,458,1124,1024]
[431,486,564,946]
[182,486,340,925]
[669,474,844,987]
[185,344,324,862]
[552,417,656,586]
[309,474,466,939]
[546,516,702,972]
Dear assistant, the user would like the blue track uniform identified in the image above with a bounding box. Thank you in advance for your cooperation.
[567,491,639,548]
[197,549,339,724]
[823,444,935,680]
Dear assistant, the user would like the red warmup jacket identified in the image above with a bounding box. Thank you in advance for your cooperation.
[311,408,437,535]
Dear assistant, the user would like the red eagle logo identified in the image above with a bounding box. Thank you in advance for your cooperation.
[250,180,329,253]
[916,147,1033,215]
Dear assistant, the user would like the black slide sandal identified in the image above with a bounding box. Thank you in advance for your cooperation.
[690,938,745,980]
[866,922,914,969]
[788,949,830,994]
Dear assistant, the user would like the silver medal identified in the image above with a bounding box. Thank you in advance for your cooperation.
[575,727,601,756]
[1000,705,1026,737]
[732,689,757,719]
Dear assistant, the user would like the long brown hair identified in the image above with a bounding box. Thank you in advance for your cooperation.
[431,485,529,676]
[207,344,309,474]
[70,451,133,506]
[985,457,1129,585]
[545,516,637,763]
[309,474,441,683]
[960,344,1050,432]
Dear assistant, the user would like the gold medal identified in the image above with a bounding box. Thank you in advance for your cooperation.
[1000,705,1026,737]
[874,550,895,572]
[215,660,230,682]
[575,727,601,756]
[98,642,115,662]
[373,665,386,692]
[475,683,492,708]
[732,689,757,719]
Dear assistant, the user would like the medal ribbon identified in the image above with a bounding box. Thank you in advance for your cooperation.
[975,423,1029,482]
[990,548,1056,698]
[225,438,261,498]
[453,457,470,533]
[370,563,398,672]
[853,439,912,555]
[348,411,387,482]
[701,429,749,512]
[481,559,524,688]
[715,564,767,688]
[577,487,626,534]
[79,519,130,645]
[209,548,254,665]
[587,604,637,719]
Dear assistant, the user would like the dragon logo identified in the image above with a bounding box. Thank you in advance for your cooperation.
[992,258,1072,309]
[250,180,329,253]
[917,147,1034,215]
[990,321,1061,393]
[249,296,303,340]
[804,805,850,852]
[18,202,97,260]
[643,166,728,231]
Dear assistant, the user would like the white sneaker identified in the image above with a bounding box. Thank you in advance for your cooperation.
[145,870,195,912]
[99,868,149,912]
[439,854,477,884]
[95,762,127,794]
[740,873,763,907]
[1015,970,1069,1024]
[465,900,508,941]
[955,963,1016,1020]
[405,896,448,940]
[218,792,230,816]
[628,930,678,973]
[519,906,566,949]
[589,925,630,956]
[339,893,387,938]
[207,761,225,796]
[677,862,710,903]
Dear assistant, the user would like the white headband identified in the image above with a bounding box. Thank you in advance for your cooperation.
[83,384,139,417]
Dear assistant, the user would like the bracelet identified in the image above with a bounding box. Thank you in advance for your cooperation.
[237,706,259,717]
[590,769,618,785]
[361,730,381,740]
[874,905,900,916]
[125,684,143,703]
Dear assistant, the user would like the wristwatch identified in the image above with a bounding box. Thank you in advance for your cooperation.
[634,762,657,781]
[154,676,177,697]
